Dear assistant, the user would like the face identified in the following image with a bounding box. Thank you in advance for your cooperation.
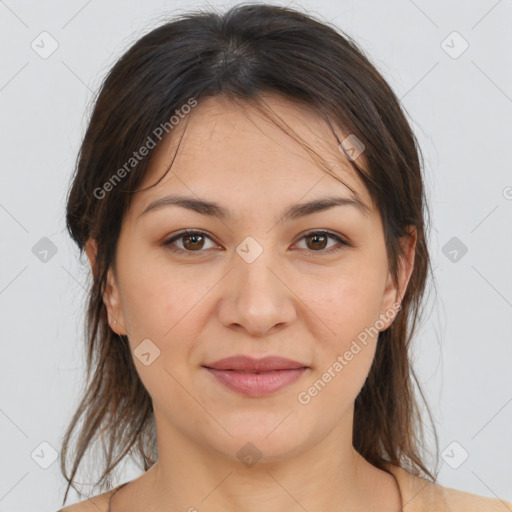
[87,94,415,464]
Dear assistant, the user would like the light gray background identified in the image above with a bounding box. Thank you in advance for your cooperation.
[1,0,511,510]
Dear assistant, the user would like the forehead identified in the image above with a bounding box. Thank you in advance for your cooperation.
[135,94,373,215]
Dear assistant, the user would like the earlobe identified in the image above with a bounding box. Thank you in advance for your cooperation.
[392,226,417,304]
[379,226,417,331]
[399,226,417,300]
[84,238,127,336]
[84,238,97,275]
[103,267,128,335]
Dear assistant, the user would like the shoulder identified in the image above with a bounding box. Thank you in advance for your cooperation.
[55,487,119,512]
[431,481,512,511]
[383,462,512,511]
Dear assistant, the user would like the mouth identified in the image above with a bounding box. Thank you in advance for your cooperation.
[202,355,309,397]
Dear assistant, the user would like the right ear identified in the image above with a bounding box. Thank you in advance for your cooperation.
[84,238,127,336]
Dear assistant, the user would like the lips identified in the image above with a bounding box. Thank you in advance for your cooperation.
[203,355,307,372]
[202,355,309,397]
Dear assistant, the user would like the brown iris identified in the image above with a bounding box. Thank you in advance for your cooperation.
[182,233,205,251]
[304,233,328,250]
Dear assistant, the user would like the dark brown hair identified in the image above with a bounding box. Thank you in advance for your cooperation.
[61,2,439,505]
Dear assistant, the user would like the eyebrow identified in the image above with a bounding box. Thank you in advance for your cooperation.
[138,193,371,221]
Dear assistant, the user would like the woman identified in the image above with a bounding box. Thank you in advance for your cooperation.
[57,3,511,511]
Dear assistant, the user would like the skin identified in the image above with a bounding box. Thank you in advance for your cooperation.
[85,93,416,512]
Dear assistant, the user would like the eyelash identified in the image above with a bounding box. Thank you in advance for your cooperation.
[162,229,349,257]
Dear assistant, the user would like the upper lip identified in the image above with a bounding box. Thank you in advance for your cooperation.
[203,355,308,372]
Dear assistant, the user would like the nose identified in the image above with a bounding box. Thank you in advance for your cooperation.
[216,244,297,337]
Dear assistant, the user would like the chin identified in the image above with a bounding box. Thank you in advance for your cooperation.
[200,419,314,465]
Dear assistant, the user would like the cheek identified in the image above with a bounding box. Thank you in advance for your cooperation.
[117,264,208,408]
[298,266,385,399]
[298,277,381,413]
[118,250,212,338]
[303,268,385,344]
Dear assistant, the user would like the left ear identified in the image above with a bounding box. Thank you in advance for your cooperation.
[378,225,417,330]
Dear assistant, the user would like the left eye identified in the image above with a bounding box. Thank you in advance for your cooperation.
[294,231,348,253]
[162,230,348,255]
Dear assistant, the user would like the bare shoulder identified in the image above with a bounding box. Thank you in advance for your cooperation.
[55,488,116,512]
[432,481,512,511]
[383,462,512,511]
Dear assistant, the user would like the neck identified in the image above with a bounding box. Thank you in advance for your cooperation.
[120,415,399,512]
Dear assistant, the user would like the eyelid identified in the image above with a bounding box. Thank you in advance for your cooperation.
[163,229,220,252]
[162,228,350,255]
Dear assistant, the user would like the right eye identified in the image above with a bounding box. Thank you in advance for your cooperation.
[162,230,219,254]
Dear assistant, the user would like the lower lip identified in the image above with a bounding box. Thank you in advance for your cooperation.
[204,367,307,397]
